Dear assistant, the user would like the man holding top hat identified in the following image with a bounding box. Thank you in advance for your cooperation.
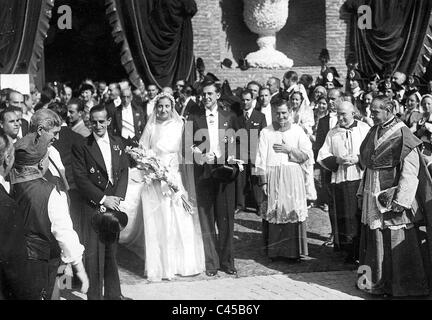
[72,104,130,300]
[11,131,89,300]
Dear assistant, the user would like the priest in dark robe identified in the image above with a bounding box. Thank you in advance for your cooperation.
[357,95,432,297]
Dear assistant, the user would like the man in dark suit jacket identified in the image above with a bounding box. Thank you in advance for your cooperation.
[0,133,28,300]
[236,89,267,212]
[313,88,341,247]
[111,88,146,149]
[72,105,130,300]
[176,83,200,120]
[189,82,240,277]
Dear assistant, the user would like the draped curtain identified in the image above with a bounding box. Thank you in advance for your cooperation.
[0,0,53,76]
[106,0,197,89]
[345,0,432,76]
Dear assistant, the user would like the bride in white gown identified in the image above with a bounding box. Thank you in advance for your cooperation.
[119,93,205,281]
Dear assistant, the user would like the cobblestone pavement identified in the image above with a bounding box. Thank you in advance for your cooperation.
[63,208,368,300]
[60,208,427,300]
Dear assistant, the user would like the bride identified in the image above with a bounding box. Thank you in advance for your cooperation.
[119,92,205,281]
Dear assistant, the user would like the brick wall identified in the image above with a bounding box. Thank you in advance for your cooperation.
[192,0,350,89]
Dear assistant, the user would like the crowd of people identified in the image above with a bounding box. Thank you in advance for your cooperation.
[2,49,432,299]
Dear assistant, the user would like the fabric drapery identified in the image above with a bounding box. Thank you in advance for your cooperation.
[0,0,53,75]
[345,0,432,76]
[106,0,197,89]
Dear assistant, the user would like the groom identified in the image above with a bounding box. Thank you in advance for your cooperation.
[189,81,239,276]
[72,105,130,300]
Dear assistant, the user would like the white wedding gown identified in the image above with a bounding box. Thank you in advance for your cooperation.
[119,119,205,281]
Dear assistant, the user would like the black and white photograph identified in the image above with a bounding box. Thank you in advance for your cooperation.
[2,0,432,307]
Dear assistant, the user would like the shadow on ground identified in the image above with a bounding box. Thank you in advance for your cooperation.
[116,207,356,285]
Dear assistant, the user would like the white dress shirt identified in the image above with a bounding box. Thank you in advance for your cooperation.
[114,96,122,108]
[121,103,135,139]
[147,98,156,117]
[205,107,222,158]
[261,104,273,126]
[48,146,68,191]
[244,108,253,120]
[94,132,113,185]
[0,175,10,193]
[48,189,84,264]
[329,112,338,130]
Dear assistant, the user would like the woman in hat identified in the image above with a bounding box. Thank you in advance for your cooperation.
[255,100,312,261]
[120,92,205,281]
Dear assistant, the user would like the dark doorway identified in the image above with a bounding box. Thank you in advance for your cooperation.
[44,0,127,89]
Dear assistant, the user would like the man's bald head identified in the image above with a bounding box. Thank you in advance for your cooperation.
[337,101,355,128]
[392,71,406,86]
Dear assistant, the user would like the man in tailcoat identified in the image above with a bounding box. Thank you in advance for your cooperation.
[72,105,130,300]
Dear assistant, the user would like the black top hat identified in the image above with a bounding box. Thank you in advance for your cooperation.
[91,208,128,244]
[211,164,239,183]
[203,72,220,83]
[221,58,233,69]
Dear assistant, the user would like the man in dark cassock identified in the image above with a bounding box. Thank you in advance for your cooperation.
[0,133,28,300]
[11,132,88,300]
[357,95,432,297]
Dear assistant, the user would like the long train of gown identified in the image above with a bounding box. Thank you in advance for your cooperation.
[119,122,205,281]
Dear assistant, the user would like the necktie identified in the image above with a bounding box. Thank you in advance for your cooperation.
[245,112,249,121]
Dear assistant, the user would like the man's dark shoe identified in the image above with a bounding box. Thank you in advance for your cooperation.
[220,267,237,275]
[205,270,218,277]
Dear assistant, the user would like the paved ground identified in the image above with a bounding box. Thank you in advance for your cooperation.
[62,207,375,300]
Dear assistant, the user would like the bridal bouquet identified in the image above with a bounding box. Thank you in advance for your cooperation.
[126,145,193,214]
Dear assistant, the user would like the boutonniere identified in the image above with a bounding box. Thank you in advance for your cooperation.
[89,167,95,174]
[224,122,228,127]
[113,145,120,152]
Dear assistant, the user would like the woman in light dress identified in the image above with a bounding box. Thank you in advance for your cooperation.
[119,93,205,281]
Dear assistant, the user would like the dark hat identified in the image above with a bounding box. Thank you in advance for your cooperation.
[14,132,50,167]
[346,52,358,68]
[406,89,422,102]
[79,83,95,94]
[221,58,233,69]
[203,72,220,83]
[322,69,343,88]
[91,208,128,244]
[211,164,239,183]
[319,49,330,61]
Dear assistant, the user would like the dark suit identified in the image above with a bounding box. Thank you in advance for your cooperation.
[314,114,336,240]
[112,101,146,148]
[72,134,129,300]
[190,107,239,272]
[236,109,267,210]
[0,184,28,300]
[176,98,200,121]
[21,118,29,137]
